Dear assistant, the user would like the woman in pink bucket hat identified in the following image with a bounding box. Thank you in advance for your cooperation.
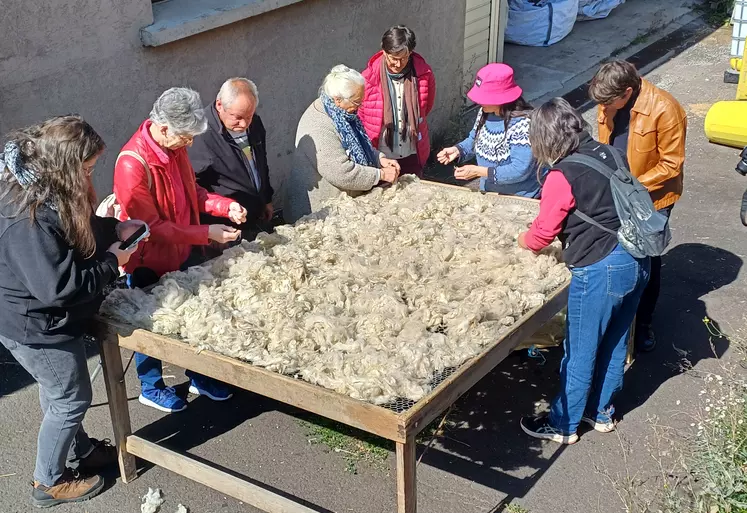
[437,63,541,198]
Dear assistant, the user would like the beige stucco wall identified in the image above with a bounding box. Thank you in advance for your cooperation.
[0,0,465,204]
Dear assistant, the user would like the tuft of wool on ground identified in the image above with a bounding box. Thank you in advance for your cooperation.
[102,177,569,406]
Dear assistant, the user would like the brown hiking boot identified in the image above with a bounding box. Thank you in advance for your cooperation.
[31,469,104,508]
[75,438,117,475]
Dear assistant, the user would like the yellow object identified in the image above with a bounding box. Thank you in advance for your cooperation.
[732,57,743,71]
[705,101,747,148]
[738,40,747,100]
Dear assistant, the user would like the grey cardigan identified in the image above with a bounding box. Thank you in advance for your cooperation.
[284,99,382,223]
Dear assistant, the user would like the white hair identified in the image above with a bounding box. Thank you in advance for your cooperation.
[320,65,365,100]
[149,87,207,136]
[217,77,259,108]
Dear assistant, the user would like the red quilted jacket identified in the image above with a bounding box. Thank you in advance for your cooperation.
[358,51,436,167]
[113,120,233,277]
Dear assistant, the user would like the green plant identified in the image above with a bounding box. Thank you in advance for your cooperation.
[696,0,735,27]
[505,504,531,513]
[300,417,391,474]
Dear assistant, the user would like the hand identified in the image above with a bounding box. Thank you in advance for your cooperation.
[107,242,138,267]
[208,224,241,244]
[518,231,529,250]
[261,202,274,222]
[228,202,247,225]
[380,166,400,184]
[437,147,460,165]
[380,157,401,173]
[116,219,147,243]
[454,165,488,181]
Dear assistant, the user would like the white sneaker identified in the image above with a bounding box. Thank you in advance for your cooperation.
[581,416,615,433]
[520,415,579,445]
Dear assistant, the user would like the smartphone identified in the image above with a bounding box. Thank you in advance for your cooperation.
[119,224,149,251]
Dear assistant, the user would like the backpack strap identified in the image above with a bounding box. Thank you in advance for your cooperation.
[561,146,621,236]
[116,150,152,190]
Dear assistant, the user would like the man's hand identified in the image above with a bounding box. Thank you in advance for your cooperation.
[228,202,247,225]
[116,219,147,243]
[261,203,274,222]
[208,225,241,243]
[437,146,460,165]
[454,165,488,181]
[380,157,401,173]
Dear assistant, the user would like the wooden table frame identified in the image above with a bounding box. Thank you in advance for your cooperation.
[95,285,567,513]
[95,186,572,512]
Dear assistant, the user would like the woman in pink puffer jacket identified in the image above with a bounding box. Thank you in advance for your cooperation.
[358,25,436,177]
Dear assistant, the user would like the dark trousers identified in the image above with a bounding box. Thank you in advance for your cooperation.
[635,205,673,327]
[397,154,423,178]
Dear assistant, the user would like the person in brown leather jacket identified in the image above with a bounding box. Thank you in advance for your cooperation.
[589,60,687,353]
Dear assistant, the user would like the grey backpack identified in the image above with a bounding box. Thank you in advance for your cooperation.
[563,145,671,258]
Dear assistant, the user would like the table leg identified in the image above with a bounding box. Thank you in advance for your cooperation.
[99,338,138,483]
[396,439,416,513]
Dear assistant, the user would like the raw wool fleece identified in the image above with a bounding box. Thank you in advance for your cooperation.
[102,177,569,405]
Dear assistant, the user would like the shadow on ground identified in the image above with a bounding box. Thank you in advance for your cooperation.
[410,242,741,511]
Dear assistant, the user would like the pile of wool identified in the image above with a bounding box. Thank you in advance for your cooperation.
[101,177,569,406]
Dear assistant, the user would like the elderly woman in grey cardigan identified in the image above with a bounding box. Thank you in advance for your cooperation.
[284,65,400,223]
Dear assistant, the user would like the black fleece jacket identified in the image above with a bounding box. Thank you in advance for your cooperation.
[0,199,120,345]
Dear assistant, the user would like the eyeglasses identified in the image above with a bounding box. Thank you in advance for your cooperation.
[385,51,410,67]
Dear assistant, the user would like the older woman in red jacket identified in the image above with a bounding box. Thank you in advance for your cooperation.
[358,25,436,177]
[114,87,247,413]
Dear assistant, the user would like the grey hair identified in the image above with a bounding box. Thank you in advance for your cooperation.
[319,65,365,100]
[217,77,259,107]
[529,97,590,169]
[149,87,208,136]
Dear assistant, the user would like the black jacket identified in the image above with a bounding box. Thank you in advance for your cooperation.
[0,199,120,345]
[555,133,622,268]
[189,103,273,224]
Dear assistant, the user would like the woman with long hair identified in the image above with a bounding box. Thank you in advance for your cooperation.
[438,63,540,198]
[517,98,650,444]
[0,116,143,507]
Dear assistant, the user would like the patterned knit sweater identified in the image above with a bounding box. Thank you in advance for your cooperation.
[455,111,541,198]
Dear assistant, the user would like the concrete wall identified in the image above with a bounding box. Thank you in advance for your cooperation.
[0,0,465,202]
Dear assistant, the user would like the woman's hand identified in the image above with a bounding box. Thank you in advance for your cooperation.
[228,202,248,225]
[454,165,489,181]
[107,242,138,267]
[116,219,147,243]
[380,157,401,173]
[380,166,400,183]
[437,146,460,165]
[209,224,241,243]
[517,231,529,250]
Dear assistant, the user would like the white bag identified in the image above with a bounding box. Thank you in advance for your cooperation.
[506,0,580,47]
[577,0,625,21]
[96,150,152,219]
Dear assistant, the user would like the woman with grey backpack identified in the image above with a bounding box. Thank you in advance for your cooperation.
[516,98,660,444]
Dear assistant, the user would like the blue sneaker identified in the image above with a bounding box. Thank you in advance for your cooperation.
[188,378,233,401]
[138,386,187,413]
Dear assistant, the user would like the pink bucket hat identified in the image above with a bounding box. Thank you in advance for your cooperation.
[467,63,523,106]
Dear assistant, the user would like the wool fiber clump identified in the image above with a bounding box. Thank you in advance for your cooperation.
[102,177,569,406]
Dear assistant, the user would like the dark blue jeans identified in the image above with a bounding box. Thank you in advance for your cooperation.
[550,245,650,435]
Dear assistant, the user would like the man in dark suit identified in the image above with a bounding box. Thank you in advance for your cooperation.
[190,78,273,242]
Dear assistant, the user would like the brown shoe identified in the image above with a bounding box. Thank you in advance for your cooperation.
[75,438,117,475]
[31,469,104,508]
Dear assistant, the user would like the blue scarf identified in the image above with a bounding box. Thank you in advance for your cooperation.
[320,93,378,167]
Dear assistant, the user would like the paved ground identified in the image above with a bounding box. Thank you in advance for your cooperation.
[1,20,746,513]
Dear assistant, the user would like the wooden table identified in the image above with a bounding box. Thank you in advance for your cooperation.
[95,189,570,513]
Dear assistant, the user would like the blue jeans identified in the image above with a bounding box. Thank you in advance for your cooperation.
[549,245,650,435]
[0,335,94,486]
